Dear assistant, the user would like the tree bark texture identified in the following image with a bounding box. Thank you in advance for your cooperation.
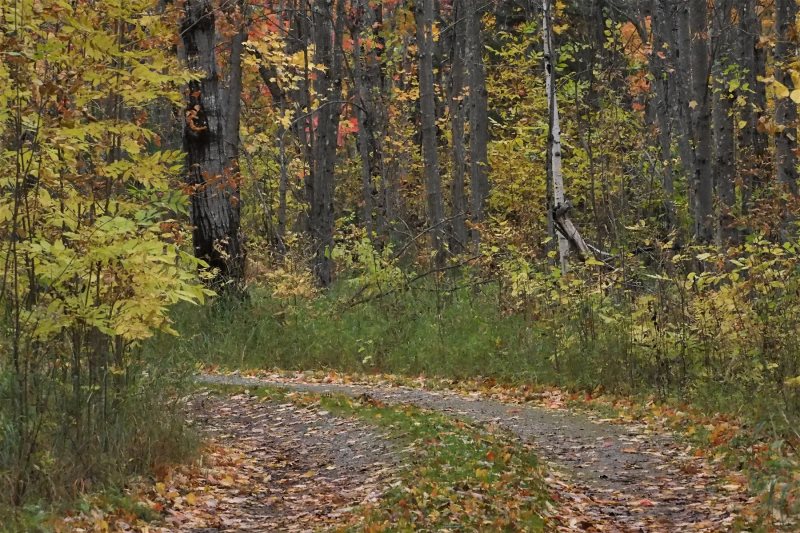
[465,0,490,247]
[416,0,446,266]
[543,0,590,271]
[738,0,769,212]
[181,0,246,288]
[672,0,696,183]
[649,0,676,227]
[449,0,468,253]
[350,0,386,239]
[712,1,736,244]
[775,0,799,196]
[310,0,345,286]
[689,0,714,243]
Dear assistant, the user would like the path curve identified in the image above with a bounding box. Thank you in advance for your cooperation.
[169,391,396,531]
[197,374,746,532]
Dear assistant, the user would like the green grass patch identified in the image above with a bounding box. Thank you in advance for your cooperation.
[244,386,553,531]
[149,283,799,428]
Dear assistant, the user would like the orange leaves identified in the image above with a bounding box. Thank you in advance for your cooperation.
[708,421,736,447]
[185,105,208,133]
[248,13,289,41]
[337,115,359,146]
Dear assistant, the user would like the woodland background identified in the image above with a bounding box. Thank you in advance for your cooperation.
[2,0,800,528]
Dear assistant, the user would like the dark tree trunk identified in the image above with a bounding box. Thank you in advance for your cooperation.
[672,0,695,182]
[649,0,676,227]
[416,0,446,265]
[465,0,490,246]
[775,0,799,196]
[350,0,386,240]
[352,28,374,237]
[713,1,736,244]
[689,0,714,243]
[738,0,769,213]
[181,0,245,288]
[310,0,345,286]
[449,0,468,253]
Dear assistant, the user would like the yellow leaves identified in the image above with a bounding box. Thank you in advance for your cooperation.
[760,74,800,101]
[774,80,791,99]
[0,0,211,346]
[474,467,491,481]
[553,24,570,35]
[785,376,800,387]
[791,69,800,89]
[278,112,293,129]
[91,518,110,532]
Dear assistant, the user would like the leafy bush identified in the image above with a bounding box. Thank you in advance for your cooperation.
[0,0,207,513]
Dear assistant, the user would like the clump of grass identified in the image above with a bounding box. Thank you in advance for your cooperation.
[0,352,199,531]
[148,284,557,383]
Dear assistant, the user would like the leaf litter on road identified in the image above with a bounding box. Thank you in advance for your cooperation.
[59,369,788,532]
[156,391,397,531]
[198,370,771,531]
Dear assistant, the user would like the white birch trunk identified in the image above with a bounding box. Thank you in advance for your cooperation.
[542,0,590,271]
[543,0,570,271]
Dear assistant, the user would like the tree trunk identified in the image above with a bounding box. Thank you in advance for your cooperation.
[650,0,676,227]
[713,1,736,245]
[181,0,245,289]
[465,0,490,247]
[543,0,590,271]
[416,0,446,266]
[738,0,769,213]
[449,0,468,253]
[672,0,695,183]
[350,0,386,241]
[352,23,374,237]
[689,0,714,243]
[310,0,345,286]
[775,0,799,196]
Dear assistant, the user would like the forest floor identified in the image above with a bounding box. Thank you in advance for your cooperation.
[166,391,396,531]
[56,370,779,532]
[187,372,755,532]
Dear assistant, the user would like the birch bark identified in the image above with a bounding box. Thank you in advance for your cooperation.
[542,0,590,271]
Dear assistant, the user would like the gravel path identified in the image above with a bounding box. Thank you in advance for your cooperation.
[167,391,397,532]
[197,373,745,532]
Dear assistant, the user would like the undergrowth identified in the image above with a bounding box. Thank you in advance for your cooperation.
[150,281,799,433]
[0,352,199,532]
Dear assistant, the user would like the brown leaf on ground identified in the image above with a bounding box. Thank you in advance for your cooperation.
[148,392,398,532]
[199,372,763,532]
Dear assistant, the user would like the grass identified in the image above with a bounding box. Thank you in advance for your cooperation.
[149,284,559,383]
[0,352,200,532]
[149,283,798,427]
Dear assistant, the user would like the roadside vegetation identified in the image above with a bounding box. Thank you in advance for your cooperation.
[4,0,800,530]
